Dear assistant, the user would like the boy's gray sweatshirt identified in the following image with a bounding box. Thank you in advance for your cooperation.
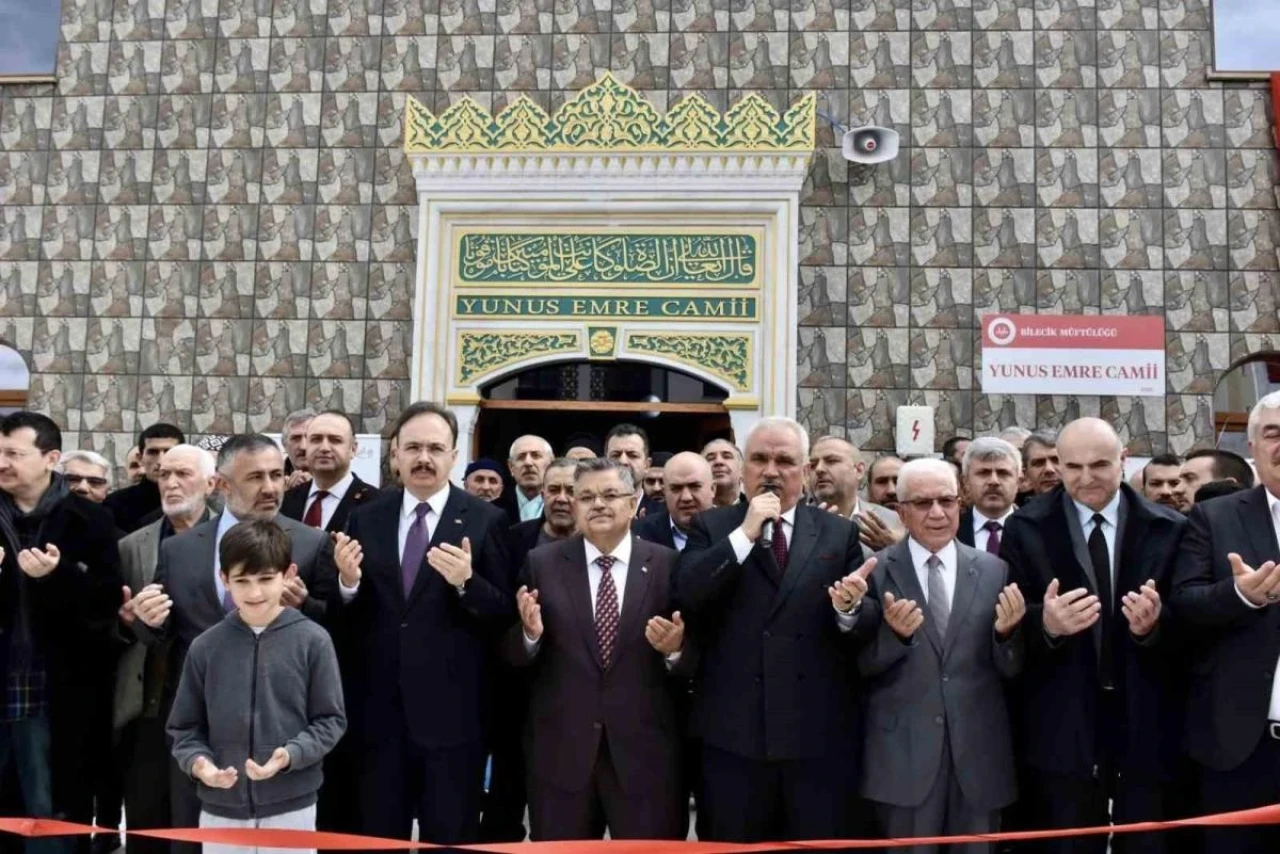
[166,607,346,820]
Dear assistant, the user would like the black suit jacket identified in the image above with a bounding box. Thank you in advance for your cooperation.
[507,518,546,584]
[104,478,162,534]
[280,474,377,534]
[502,534,688,793]
[1000,484,1186,780]
[338,486,514,750]
[634,511,677,551]
[673,503,877,761]
[1171,486,1280,771]
[957,509,975,548]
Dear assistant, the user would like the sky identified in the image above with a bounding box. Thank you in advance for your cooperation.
[1213,0,1280,72]
[0,0,58,77]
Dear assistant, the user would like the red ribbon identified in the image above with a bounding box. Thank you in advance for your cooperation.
[0,805,1277,850]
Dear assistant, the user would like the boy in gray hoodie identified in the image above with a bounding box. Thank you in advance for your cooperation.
[167,519,346,854]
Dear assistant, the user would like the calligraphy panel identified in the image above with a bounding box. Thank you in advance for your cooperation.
[453,230,763,288]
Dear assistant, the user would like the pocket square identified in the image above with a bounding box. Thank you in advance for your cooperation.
[819,552,837,560]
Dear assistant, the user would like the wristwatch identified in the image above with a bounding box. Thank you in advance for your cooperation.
[453,578,468,596]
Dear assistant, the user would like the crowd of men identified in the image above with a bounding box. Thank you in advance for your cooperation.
[0,396,1278,854]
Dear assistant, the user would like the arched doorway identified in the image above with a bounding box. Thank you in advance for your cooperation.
[0,345,30,415]
[472,360,734,461]
[1211,350,1280,455]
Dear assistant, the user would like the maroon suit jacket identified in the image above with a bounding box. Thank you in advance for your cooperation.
[502,533,691,795]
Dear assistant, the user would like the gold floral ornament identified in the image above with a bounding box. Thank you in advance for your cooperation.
[456,332,580,384]
[404,73,815,154]
[627,333,751,391]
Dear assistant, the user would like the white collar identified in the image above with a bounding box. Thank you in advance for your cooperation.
[779,505,798,526]
[310,471,354,502]
[584,534,633,569]
[217,507,242,535]
[907,537,958,571]
[402,484,451,521]
[972,506,1015,529]
[1073,490,1121,530]
[1266,488,1280,517]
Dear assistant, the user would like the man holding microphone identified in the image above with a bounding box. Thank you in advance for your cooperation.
[673,416,879,842]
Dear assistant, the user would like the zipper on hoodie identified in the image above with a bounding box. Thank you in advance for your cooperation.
[247,632,260,818]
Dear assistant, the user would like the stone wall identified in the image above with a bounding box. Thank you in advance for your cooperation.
[0,0,1277,477]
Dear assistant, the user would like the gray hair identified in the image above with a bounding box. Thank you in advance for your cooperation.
[545,456,578,476]
[1248,390,1280,442]
[998,426,1033,443]
[509,434,553,461]
[59,450,111,478]
[281,410,314,433]
[744,416,810,460]
[216,433,282,474]
[1021,429,1058,466]
[161,443,216,479]
[896,458,959,502]
[574,457,636,492]
[961,436,1022,477]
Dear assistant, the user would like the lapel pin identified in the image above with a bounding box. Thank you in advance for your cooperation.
[453,518,463,525]
[641,565,648,574]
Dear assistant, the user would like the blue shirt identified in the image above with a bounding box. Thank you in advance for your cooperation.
[213,508,243,606]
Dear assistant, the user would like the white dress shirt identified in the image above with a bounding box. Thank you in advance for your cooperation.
[338,484,451,601]
[304,471,354,530]
[583,535,633,616]
[972,507,1015,553]
[1237,489,1280,721]
[670,520,688,553]
[516,489,544,522]
[212,508,242,605]
[907,538,958,610]
[1073,492,1121,608]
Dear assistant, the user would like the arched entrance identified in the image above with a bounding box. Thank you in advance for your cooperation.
[1211,350,1280,455]
[472,360,733,461]
[401,75,816,480]
[0,344,30,415]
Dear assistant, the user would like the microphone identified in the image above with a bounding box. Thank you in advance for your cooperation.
[758,484,781,548]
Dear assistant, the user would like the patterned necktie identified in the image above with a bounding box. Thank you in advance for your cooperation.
[595,555,620,668]
[770,520,789,572]
[302,490,329,528]
[926,555,950,639]
[401,503,432,597]
[983,520,1002,555]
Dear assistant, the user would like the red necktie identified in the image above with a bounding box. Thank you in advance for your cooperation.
[303,490,329,528]
[595,555,619,668]
[771,520,789,571]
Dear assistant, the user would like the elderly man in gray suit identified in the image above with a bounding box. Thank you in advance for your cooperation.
[859,458,1026,853]
[129,433,338,849]
[113,445,216,854]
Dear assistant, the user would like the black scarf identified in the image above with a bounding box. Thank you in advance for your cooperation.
[0,473,71,668]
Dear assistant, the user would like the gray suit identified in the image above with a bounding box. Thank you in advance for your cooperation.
[859,539,1024,853]
[116,519,171,729]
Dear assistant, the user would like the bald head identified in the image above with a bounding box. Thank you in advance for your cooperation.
[663,452,715,530]
[1058,417,1126,511]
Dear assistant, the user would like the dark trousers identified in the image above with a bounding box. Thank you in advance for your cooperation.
[119,718,171,854]
[699,744,861,842]
[477,674,528,843]
[356,720,485,846]
[316,734,359,840]
[0,718,66,854]
[166,753,201,854]
[1021,770,1189,854]
[1197,733,1280,854]
[526,737,683,841]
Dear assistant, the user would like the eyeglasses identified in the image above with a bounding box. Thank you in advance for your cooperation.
[902,496,959,512]
[576,491,632,505]
[65,474,109,488]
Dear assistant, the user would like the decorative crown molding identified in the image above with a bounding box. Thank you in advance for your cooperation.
[404,73,816,155]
